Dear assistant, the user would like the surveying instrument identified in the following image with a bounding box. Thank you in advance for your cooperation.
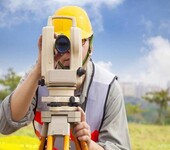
[39,16,88,150]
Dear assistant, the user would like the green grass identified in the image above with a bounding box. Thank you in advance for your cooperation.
[0,123,170,150]
[129,123,170,150]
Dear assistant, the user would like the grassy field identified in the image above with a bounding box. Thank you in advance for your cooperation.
[0,125,39,150]
[129,123,170,150]
[0,123,170,150]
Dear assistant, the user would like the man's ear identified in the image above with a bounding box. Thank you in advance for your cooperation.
[88,46,93,56]
[89,35,93,53]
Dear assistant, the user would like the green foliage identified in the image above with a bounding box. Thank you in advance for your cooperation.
[125,95,170,124]
[126,103,145,123]
[142,89,170,124]
[142,90,170,109]
[163,107,170,124]
[0,68,21,101]
[125,96,158,123]
[126,103,143,115]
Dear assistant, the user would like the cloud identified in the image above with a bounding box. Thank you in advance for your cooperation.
[17,71,25,77]
[141,16,153,34]
[139,36,170,87]
[0,0,124,33]
[121,36,170,88]
[0,69,2,75]
[159,20,170,34]
[95,61,113,72]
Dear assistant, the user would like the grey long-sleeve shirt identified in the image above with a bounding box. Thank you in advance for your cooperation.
[0,61,131,150]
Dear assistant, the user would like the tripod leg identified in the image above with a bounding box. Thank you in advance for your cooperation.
[80,141,88,150]
[39,123,48,150]
[72,136,88,150]
[63,135,70,150]
[73,136,81,150]
[47,135,54,150]
[70,128,88,150]
[39,137,47,150]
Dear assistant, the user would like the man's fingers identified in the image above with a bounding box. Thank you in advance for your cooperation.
[38,35,42,50]
[54,33,58,39]
[75,126,91,137]
[77,107,86,122]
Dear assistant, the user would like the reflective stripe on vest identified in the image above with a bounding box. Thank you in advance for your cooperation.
[33,63,115,148]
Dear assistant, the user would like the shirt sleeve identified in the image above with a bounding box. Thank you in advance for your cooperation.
[0,94,35,135]
[97,80,131,150]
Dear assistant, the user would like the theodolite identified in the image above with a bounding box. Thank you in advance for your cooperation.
[39,15,88,150]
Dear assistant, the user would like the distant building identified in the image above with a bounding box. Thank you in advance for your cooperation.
[167,81,170,89]
[120,82,136,97]
[120,82,161,98]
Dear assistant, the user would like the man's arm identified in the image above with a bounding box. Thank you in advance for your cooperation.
[98,80,131,150]
[0,64,40,134]
[10,64,40,121]
[10,35,42,121]
[0,94,35,135]
[0,35,42,134]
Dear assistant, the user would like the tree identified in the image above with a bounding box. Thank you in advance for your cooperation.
[142,89,170,124]
[126,103,144,123]
[0,68,21,101]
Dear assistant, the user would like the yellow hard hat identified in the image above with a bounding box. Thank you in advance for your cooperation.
[52,6,93,39]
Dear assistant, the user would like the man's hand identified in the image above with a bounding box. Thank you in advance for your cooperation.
[73,107,92,146]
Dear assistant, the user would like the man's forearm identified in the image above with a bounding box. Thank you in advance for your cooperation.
[11,64,41,121]
[89,140,104,150]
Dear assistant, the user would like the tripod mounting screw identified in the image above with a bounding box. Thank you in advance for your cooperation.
[77,67,86,77]
[38,79,45,86]
[69,96,80,107]
[69,96,75,103]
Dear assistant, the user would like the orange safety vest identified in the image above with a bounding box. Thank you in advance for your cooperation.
[33,63,116,149]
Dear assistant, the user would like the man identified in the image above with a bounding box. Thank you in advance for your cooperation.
[0,6,131,150]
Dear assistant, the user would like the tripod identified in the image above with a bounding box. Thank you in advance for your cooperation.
[38,87,88,150]
[39,15,88,150]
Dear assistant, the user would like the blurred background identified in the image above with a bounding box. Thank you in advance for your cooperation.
[1,0,170,149]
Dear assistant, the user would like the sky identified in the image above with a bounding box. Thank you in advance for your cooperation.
[0,0,170,89]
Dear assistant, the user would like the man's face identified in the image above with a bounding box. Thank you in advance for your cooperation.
[54,38,90,68]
